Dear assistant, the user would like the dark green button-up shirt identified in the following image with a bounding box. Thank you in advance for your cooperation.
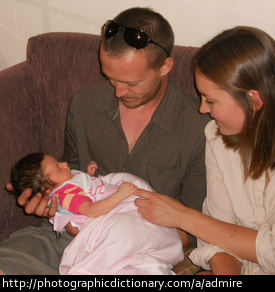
[63,78,210,245]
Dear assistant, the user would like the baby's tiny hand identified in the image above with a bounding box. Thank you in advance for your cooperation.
[118,182,137,198]
[87,161,98,176]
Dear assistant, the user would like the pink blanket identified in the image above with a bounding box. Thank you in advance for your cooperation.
[59,196,184,275]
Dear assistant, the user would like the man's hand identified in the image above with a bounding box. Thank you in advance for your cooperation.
[20,189,58,218]
[7,182,78,237]
[6,182,58,218]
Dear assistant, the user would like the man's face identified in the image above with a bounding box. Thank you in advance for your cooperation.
[100,47,163,109]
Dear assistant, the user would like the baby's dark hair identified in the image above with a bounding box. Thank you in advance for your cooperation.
[11,152,51,197]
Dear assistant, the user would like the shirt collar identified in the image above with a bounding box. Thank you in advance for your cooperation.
[150,77,183,132]
[93,78,183,132]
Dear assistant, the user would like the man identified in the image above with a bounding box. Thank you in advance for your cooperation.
[1,7,209,274]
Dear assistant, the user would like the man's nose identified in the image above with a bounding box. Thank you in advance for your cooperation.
[114,82,129,98]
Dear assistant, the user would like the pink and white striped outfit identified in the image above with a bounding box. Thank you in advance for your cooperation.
[49,171,155,232]
[49,170,106,215]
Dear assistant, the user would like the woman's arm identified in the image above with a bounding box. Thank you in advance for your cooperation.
[134,189,258,264]
[181,206,258,263]
[78,182,137,218]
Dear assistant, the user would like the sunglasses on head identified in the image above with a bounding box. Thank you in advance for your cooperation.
[102,20,170,57]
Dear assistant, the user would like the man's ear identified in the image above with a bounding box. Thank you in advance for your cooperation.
[248,90,263,112]
[160,57,173,76]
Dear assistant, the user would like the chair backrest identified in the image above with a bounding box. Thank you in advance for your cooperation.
[27,33,104,159]
[171,45,199,97]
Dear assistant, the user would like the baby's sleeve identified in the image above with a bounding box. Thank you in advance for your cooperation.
[54,183,93,215]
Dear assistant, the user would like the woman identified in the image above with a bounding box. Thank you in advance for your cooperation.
[135,26,275,275]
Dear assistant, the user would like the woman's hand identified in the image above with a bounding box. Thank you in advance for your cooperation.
[134,188,186,229]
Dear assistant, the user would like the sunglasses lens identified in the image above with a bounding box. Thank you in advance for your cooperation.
[104,20,120,38]
[103,20,168,56]
[124,27,148,49]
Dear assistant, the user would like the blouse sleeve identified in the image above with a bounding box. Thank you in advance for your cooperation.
[256,195,275,274]
[189,121,240,269]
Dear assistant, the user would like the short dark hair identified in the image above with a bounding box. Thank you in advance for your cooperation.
[11,153,52,197]
[101,7,174,69]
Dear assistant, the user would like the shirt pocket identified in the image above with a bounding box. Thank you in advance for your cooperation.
[146,164,183,198]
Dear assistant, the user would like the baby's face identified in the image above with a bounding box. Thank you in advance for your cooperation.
[42,155,72,188]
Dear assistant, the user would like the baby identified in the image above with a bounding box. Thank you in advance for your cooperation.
[11,153,185,275]
[11,153,137,219]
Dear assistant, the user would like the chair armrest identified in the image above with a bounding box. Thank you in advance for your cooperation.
[0,61,41,241]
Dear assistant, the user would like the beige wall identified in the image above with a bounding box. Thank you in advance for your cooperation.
[1,0,275,70]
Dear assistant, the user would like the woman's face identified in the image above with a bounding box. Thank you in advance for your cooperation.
[196,70,246,135]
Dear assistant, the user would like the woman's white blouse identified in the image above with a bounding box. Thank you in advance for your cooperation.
[189,120,275,275]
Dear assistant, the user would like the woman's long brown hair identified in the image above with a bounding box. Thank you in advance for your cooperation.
[195,26,275,180]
